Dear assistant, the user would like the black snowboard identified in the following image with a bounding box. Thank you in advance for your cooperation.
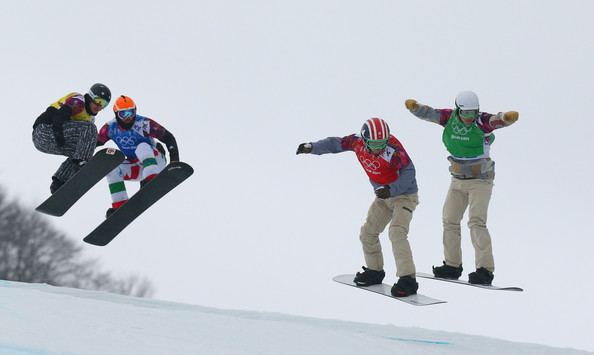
[83,161,194,246]
[36,148,125,217]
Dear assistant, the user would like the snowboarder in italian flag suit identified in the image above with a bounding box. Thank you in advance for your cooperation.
[297,118,420,297]
[405,91,519,285]
[96,95,180,218]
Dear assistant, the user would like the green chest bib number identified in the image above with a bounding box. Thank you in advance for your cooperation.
[442,112,493,158]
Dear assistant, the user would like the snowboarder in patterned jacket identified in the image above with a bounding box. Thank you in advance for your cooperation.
[32,83,111,193]
[96,95,179,218]
[405,91,519,285]
[297,118,420,297]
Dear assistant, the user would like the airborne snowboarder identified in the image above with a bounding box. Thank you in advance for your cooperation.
[33,83,112,193]
[405,91,519,285]
[96,95,180,218]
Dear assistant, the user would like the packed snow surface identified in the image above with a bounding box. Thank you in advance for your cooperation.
[0,280,589,355]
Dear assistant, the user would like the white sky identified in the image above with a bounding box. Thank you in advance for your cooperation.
[1,0,593,351]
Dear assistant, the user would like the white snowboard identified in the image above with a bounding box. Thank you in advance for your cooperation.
[416,272,524,292]
[333,274,447,306]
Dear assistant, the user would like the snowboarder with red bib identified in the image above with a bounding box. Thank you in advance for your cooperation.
[297,118,420,297]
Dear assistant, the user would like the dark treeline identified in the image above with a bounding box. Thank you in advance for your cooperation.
[0,188,154,297]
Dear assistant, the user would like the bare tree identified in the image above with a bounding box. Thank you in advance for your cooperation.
[0,189,154,297]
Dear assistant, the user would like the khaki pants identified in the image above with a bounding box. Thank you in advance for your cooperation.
[442,177,495,272]
[359,193,418,277]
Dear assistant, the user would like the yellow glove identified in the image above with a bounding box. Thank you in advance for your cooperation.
[503,111,519,124]
[405,99,418,111]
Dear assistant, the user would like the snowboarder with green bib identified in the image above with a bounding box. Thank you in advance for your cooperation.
[405,91,518,285]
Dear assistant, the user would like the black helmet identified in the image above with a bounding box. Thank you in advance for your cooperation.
[87,83,111,108]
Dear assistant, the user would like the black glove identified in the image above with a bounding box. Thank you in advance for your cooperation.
[167,145,179,162]
[296,143,313,155]
[159,130,179,162]
[375,185,391,199]
[51,107,69,148]
[53,126,65,148]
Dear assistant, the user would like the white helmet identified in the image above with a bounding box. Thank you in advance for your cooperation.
[455,91,479,111]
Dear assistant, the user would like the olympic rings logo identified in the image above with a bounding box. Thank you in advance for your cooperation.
[452,125,471,135]
[115,135,137,147]
[362,158,381,171]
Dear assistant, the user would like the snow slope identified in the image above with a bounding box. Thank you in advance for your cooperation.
[0,280,588,355]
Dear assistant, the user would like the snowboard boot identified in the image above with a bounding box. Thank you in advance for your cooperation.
[391,275,419,297]
[353,266,385,286]
[468,267,494,285]
[50,176,65,194]
[432,261,463,279]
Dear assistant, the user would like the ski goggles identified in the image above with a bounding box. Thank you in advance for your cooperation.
[116,108,136,120]
[459,109,479,119]
[365,139,388,151]
[88,94,109,109]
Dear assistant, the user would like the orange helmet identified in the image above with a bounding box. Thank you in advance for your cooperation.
[113,95,136,112]
[113,95,137,128]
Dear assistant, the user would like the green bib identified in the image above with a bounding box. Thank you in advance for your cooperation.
[442,111,494,158]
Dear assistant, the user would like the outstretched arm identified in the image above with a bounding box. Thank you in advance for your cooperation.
[296,135,357,155]
[405,99,448,125]
[478,111,519,132]
[489,111,519,128]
